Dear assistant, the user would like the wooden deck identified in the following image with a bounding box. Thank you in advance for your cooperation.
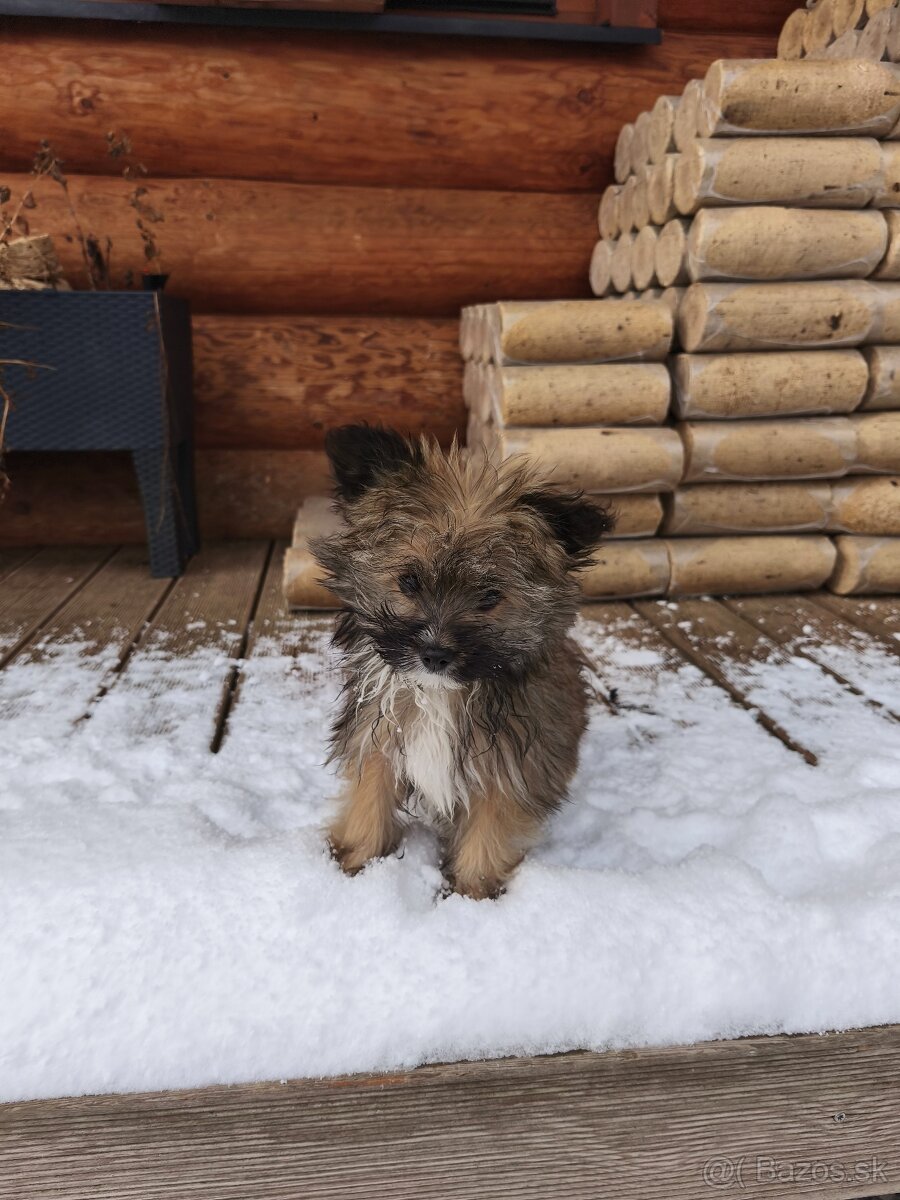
[2,541,900,1199]
[1,540,897,759]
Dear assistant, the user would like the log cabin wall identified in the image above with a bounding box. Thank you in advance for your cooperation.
[1,3,795,544]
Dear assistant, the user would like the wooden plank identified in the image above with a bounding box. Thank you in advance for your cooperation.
[85,540,269,746]
[2,1024,899,1200]
[213,540,335,748]
[813,594,900,652]
[2,23,773,194]
[193,314,464,450]
[725,594,900,718]
[634,597,899,766]
[658,0,794,36]
[0,172,596,316]
[0,545,173,725]
[0,546,38,582]
[0,545,112,668]
[0,449,331,545]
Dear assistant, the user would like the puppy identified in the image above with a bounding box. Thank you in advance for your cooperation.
[312,425,614,899]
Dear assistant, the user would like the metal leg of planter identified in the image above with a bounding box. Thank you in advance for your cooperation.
[131,445,191,578]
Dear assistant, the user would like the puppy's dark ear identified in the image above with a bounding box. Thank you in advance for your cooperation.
[520,490,615,565]
[324,424,421,502]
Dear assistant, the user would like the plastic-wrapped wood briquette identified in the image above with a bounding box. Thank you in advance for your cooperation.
[667,535,837,596]
[648,95,680,164]
[684,207,887,282]
[485,362,671,427]
[829,535,900,593]
[496,425,684,493]
[679,416,858,482]
[830,477,900,534]
[672,350,868,419]
[676,281,900,353]
[850,411,900,472]
[674,138,882,215]
[663,483,833,535]
[490,300,672,365]
[581,540,671,599]
[702,58,900,137]
[861,345,900,409]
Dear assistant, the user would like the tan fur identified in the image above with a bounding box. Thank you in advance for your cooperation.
[329,752,403,874]
[447,786,542,900]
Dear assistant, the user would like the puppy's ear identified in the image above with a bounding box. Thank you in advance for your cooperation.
[520,490,615,565]
[324,424,421,502]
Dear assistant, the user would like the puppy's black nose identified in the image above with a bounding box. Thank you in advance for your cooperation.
[420,643,456,673]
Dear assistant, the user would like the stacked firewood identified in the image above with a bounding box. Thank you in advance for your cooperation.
[777,0,900,62]
[283,56,900,607]
[459,57,900,600]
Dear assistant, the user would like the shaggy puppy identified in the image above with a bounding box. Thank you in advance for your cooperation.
[312,425,614,899]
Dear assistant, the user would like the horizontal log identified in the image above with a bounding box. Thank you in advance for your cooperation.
[192,315,465,448]
[1,21,777,195]
[1,174,594,316]
[0,450,331,544]
[658,0,797,35]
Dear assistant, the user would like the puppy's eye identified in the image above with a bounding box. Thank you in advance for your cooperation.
[398,572,421,597]
[477,589,502,611]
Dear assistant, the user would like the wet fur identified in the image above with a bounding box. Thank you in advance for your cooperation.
[313,425,614,899]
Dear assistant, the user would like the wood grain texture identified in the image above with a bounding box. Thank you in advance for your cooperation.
[2,1025,899,1200]
[0,450,331,544]
[724,592,900,719]
[0,173,595,315]
[658,0,796,35]
[0,545,112,666]
[193,315,464,448]
[1,21,775,194]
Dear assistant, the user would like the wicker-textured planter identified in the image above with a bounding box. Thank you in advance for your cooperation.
[1,290,198,577]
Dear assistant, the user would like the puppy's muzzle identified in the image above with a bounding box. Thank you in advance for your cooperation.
[420,643,457,674]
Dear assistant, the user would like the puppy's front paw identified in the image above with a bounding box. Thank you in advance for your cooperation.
[447,870,505,901]
[328,826,400,876]
[329,835,374,875]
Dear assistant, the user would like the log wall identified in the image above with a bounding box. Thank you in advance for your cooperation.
[1,6,794,544]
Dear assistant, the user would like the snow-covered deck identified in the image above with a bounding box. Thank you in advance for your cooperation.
[2,542,900,1199]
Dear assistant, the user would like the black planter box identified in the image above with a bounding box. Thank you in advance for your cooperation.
[1,290,199,576]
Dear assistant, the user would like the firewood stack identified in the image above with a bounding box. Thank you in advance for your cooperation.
[777,0,900,63]
[283,54,900,607]
[459,56,900,600]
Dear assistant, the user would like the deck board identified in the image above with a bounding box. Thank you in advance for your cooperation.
[0,545,113,669]
[632,598,819,763]
[813,594,900,650]
[0,546,174,727]
[633,597,900,767]
[0,545,39,583]
[3,555,900,1197]
[726,594,900,720]
[85,540,271,749]
[3,1024,899,1200]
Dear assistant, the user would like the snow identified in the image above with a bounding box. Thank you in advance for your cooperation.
[2,609,900,1103]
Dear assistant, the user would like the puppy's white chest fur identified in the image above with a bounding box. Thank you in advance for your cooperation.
[394,681,463,820]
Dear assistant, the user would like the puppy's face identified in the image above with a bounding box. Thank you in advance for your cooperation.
[313,426,614,686]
